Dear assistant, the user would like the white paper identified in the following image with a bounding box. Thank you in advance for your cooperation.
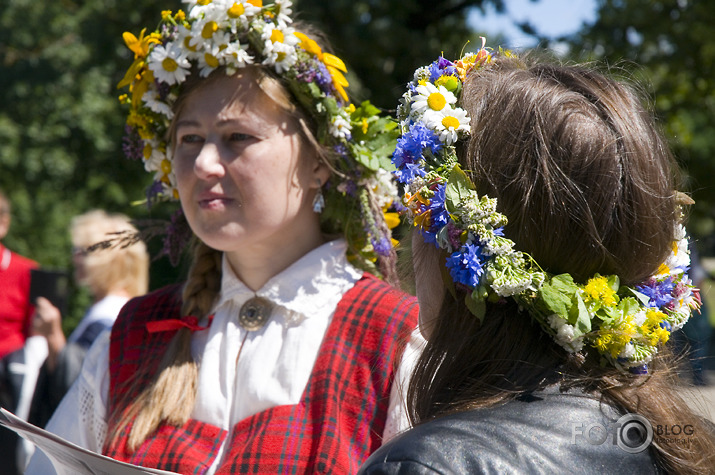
[0,408,179,475]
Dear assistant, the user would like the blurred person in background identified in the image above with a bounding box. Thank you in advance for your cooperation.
[29,209,149,428]
[0,188,38,360]
[0,188,38,475]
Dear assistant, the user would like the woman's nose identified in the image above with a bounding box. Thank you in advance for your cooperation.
[193,142,225,179]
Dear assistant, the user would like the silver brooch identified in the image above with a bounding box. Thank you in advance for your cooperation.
[238,296,273,331]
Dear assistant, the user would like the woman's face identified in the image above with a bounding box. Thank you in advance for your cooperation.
[173,73,329,268]
[412,231,445,340]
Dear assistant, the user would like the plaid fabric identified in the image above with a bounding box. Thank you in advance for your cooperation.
[105,274,418,474]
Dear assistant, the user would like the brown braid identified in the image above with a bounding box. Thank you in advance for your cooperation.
[109,240,222,452]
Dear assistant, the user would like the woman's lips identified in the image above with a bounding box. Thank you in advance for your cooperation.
[198,192,234,210]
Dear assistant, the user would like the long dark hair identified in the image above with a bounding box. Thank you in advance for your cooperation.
[407,55,715,473]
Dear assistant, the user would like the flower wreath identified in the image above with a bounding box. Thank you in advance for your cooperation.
[117,0,400,275]
[394,39,701,374]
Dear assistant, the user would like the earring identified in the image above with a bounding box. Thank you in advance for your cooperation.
[312,180,325,214]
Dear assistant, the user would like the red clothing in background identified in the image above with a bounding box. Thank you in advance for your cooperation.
[0,244,38,358]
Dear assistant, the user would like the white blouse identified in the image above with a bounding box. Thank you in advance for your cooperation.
[26,239,424,474]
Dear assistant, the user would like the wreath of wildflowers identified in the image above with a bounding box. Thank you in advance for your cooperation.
[117,0,400,275]
[394,40,701,374]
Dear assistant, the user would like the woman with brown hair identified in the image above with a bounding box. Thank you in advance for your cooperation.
[26,1,420,473]
[360,45,715,473]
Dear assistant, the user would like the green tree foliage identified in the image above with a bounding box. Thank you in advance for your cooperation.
[538,0,715,249]
[0,0,179,327]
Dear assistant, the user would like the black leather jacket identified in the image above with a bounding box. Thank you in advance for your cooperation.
[359,386,660,474]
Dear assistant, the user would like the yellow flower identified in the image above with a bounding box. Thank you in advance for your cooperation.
[122,28,160,60]
[383,212,400,230]
[594,333,613,354]
[583,275,617,306]
[294,31,350,102]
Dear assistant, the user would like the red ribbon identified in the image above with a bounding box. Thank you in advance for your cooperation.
[146,314,214,333]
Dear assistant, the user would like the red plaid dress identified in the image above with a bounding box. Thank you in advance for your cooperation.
[104,273,418,474]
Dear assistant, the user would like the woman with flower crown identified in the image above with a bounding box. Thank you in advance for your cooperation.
[359,45,715,473]
[26,1,422,473]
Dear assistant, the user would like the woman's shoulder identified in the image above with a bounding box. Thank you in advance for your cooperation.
[123,283,183,309]
[347,273,419,325]
[360,388,659,474]
[353,273,418,306]
[114,283,184,328]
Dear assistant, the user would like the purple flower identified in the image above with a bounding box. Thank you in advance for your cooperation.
[145,181,164,208]
[371,235,392,257]
[446,222,462,249]
[295,59,333,96]
[122,125,144,161]
[161,208,193,267]
[635,277,675,308]
[429,56,457,82]
[445,243,486,288]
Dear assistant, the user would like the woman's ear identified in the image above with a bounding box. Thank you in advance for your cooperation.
[310,158,332,190]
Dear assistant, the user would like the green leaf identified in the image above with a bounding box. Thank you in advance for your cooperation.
[617,297,642,319]
[444,164,475,215]
[568,293,591,334]
[538,274,579,318]
[465,293,485,323]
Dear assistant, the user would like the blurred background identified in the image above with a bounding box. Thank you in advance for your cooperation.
[1,0,714,351]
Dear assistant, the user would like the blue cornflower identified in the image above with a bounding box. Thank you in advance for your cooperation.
[392,123,442,168]
[629,364,648,375]
[420,184,450,241]
[445,243,486,288]
[394,162,426,184]
[635,277,675,308]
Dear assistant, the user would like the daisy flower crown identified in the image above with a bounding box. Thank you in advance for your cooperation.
[394,40,701,374]
[118,0,400,274]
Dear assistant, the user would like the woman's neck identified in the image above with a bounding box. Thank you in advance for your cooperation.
[225,232,326,292]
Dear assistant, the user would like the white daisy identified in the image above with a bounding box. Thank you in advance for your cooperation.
[261,24,299,73]
[273,0,294,27]
[411,83,457,117]
[198,42,224,77]
[361,168,398,209]
[142,139,165,173]
[224,41,254,70]
[225,1,262,32]
[141,90,174,119]
[148,42,191,85]
[329,113,352,139]
[427,106,471,145]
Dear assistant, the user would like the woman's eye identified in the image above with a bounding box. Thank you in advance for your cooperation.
[179,134,203,144]
[229,132,252,142]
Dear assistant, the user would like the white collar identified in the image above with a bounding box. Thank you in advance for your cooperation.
[215,239,362,320]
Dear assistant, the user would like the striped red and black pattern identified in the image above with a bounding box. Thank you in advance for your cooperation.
[105,274,418,474]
